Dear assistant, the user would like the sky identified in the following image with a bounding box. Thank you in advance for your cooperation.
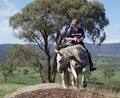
[0,0,120,44]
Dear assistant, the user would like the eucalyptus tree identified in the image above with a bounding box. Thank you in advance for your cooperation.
[9,0,109,82]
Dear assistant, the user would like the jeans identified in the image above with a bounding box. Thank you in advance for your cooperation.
[81,44,94,67]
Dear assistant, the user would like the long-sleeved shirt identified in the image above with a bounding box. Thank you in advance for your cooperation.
[66,26,85,46]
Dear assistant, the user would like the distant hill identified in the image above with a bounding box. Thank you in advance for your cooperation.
[85,43,120,55]
[0,44,13,62]
[0,43,120,62]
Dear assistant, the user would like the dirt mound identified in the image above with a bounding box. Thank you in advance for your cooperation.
[6,83,112,98]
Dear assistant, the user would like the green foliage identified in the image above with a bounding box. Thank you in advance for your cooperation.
[8,45,40,66]
[0,66,41,84]
[9,0,109,44]
[0,61,16,83]
[23,69,29,75]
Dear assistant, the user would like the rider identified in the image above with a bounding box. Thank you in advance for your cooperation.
[65,18,96,71]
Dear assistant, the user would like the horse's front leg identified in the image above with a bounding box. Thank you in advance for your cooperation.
[70,61,78,89]
[76,74,80,88]
[61,73,66,89]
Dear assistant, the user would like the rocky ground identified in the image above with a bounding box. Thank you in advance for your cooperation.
[5,83,117,98]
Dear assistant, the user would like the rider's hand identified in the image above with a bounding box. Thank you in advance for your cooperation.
[74,37,81,42]
[74,37,77,42]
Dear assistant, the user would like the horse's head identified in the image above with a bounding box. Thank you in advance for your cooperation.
[55,49,69,73]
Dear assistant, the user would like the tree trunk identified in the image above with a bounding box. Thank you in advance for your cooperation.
[47,55,52,82]
[38,68,45,83]
[4,76,7,83]
[52,54,57,82]
[44,35,52,82]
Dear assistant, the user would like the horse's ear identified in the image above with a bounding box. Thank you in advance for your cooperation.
[55,49,59,53]
[55,49,63,56]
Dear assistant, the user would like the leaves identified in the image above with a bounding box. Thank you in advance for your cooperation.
[8,45,40,66]
[9,0,109,44]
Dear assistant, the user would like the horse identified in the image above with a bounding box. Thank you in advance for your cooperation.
[55,44,90,89]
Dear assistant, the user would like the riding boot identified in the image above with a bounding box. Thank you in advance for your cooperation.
[88,52,96,71]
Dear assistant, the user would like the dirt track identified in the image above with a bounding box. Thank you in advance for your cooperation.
[6,83,115,98]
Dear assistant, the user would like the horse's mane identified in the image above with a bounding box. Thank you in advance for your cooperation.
[59,45,86,57]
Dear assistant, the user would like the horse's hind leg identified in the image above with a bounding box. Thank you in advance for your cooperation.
[81,68,87,88]
[81,65,90,88]
[76,74,80,88]
[81,74,87,88]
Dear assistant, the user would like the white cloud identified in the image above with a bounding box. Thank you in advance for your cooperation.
[0,0,18,35]
[0,19,14,36]
[0,10,16,17]
[87,0,102,2]
[0,0,24,44]
[0,19,23,44]
[0,0,18,17]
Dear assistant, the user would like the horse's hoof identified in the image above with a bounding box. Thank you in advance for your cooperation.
[63,85,67,89]
[81,82,87,88]
[73,86,78,89]
[83,82,87,88]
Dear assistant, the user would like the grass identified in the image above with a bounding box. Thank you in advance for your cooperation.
[0,64,120,98]
[0,68,120,98]
[0,84,24,98]
[0,67,42,98]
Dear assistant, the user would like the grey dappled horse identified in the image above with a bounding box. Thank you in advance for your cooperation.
[55,45,90,88]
